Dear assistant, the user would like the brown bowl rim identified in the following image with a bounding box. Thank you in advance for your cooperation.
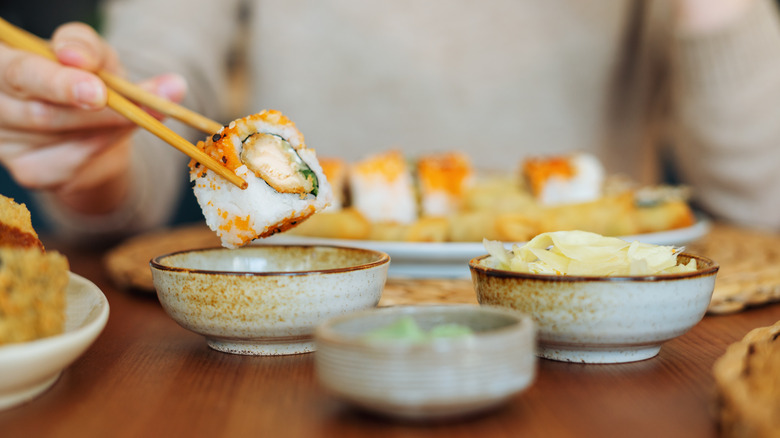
[468,251,719,282]
[150,244,391,276]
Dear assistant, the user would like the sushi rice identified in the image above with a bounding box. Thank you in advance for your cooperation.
[189,110,333,248]
[349,150,417,224]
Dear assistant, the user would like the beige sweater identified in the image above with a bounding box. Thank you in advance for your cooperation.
[42,0,780,238]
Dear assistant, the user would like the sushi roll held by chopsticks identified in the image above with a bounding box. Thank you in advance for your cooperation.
[189,110,333,248]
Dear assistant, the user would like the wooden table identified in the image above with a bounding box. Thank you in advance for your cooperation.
[2,234,780,438]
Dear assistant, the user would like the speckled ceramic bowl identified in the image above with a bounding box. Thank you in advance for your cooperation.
[469,253,718,364]
[314,304,536,420]
[0,273,109,410]
[150,245,390,355]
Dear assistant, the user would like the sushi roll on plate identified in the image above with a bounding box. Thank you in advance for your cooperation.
[317,157,348,211]
[189,110,333,248]
[349,150,417,224]
[416,151,474,217]
[521,152,605,206]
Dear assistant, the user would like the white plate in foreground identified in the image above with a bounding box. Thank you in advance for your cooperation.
[0,273,109,410]
[264,217,711,279]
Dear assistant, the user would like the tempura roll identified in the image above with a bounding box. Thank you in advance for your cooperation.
[189,110,332,248]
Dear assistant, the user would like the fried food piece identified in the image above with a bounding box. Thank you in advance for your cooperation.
[713,321,780,438]
[539,191,639,236]
[461,175,536,213]
[405,216,450,242]
[0,195,69,345]
[447,211,506,242]
[0,248,69,344]
[494,212,541,242]
[0,195,43,250]
[288,208,371,240]
[366,221,410,241]
[634,199,696,234]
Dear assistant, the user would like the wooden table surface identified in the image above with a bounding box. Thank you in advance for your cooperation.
[2,234,780,438]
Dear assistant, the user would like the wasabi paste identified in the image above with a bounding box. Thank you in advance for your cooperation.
[363,316,474,343]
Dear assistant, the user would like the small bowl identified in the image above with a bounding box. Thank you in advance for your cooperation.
[314,304,536,420]
[150,245,389,355]
[0,273,109,410]
[469,253,718,364]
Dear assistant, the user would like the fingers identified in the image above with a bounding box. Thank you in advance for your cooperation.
[0,43,107,109]
[2,127,133,191]
[135,73,189,118]
[51,22,121,74]
[148,73,188,103]
[0,70,188,192]
[0,72,185,133]
[0,91,129,133]
[56,131,133,195]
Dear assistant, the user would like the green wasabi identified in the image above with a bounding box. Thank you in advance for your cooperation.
[363,316,474,343]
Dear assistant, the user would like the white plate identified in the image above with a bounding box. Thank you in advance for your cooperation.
[264,218,711,278]
[0,273,109,410]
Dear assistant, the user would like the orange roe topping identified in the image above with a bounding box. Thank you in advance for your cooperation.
[233,215,252,232]
[352,150,407,181]
[417,152,473,196]
[523,156,576,196]
[187,109,306,177]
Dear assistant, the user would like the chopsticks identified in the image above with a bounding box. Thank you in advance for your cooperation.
[0,18,247,189]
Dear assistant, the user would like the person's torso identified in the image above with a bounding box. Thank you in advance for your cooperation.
[247,0,631,171]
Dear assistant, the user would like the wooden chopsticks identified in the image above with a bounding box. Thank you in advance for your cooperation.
[0,18,247,189]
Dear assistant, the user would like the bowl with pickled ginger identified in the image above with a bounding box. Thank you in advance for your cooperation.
[469,230,719,364]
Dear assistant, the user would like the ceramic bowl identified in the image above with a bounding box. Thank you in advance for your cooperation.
[150,245,390,355]
[469,253,718,364]
[314,304,536,420]
[0,273,109,410]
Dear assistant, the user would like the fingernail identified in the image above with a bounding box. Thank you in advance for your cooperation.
[157,74,188,101]
[54,43,93,67]
[73,80,105,109]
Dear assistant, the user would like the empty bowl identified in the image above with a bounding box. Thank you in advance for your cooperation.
[469,253,718,363]
[314,304,536,420]
[150,245,390,355]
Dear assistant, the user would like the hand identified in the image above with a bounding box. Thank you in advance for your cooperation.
[0,22,186,215]
[674,0,753,34]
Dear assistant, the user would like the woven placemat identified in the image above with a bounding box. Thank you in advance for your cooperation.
[103,223,220,291]
[104,222,780,314]
[379,278,477,307]
[687,224,780,314]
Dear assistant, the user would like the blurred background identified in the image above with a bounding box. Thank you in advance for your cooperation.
[2,1,779,233]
